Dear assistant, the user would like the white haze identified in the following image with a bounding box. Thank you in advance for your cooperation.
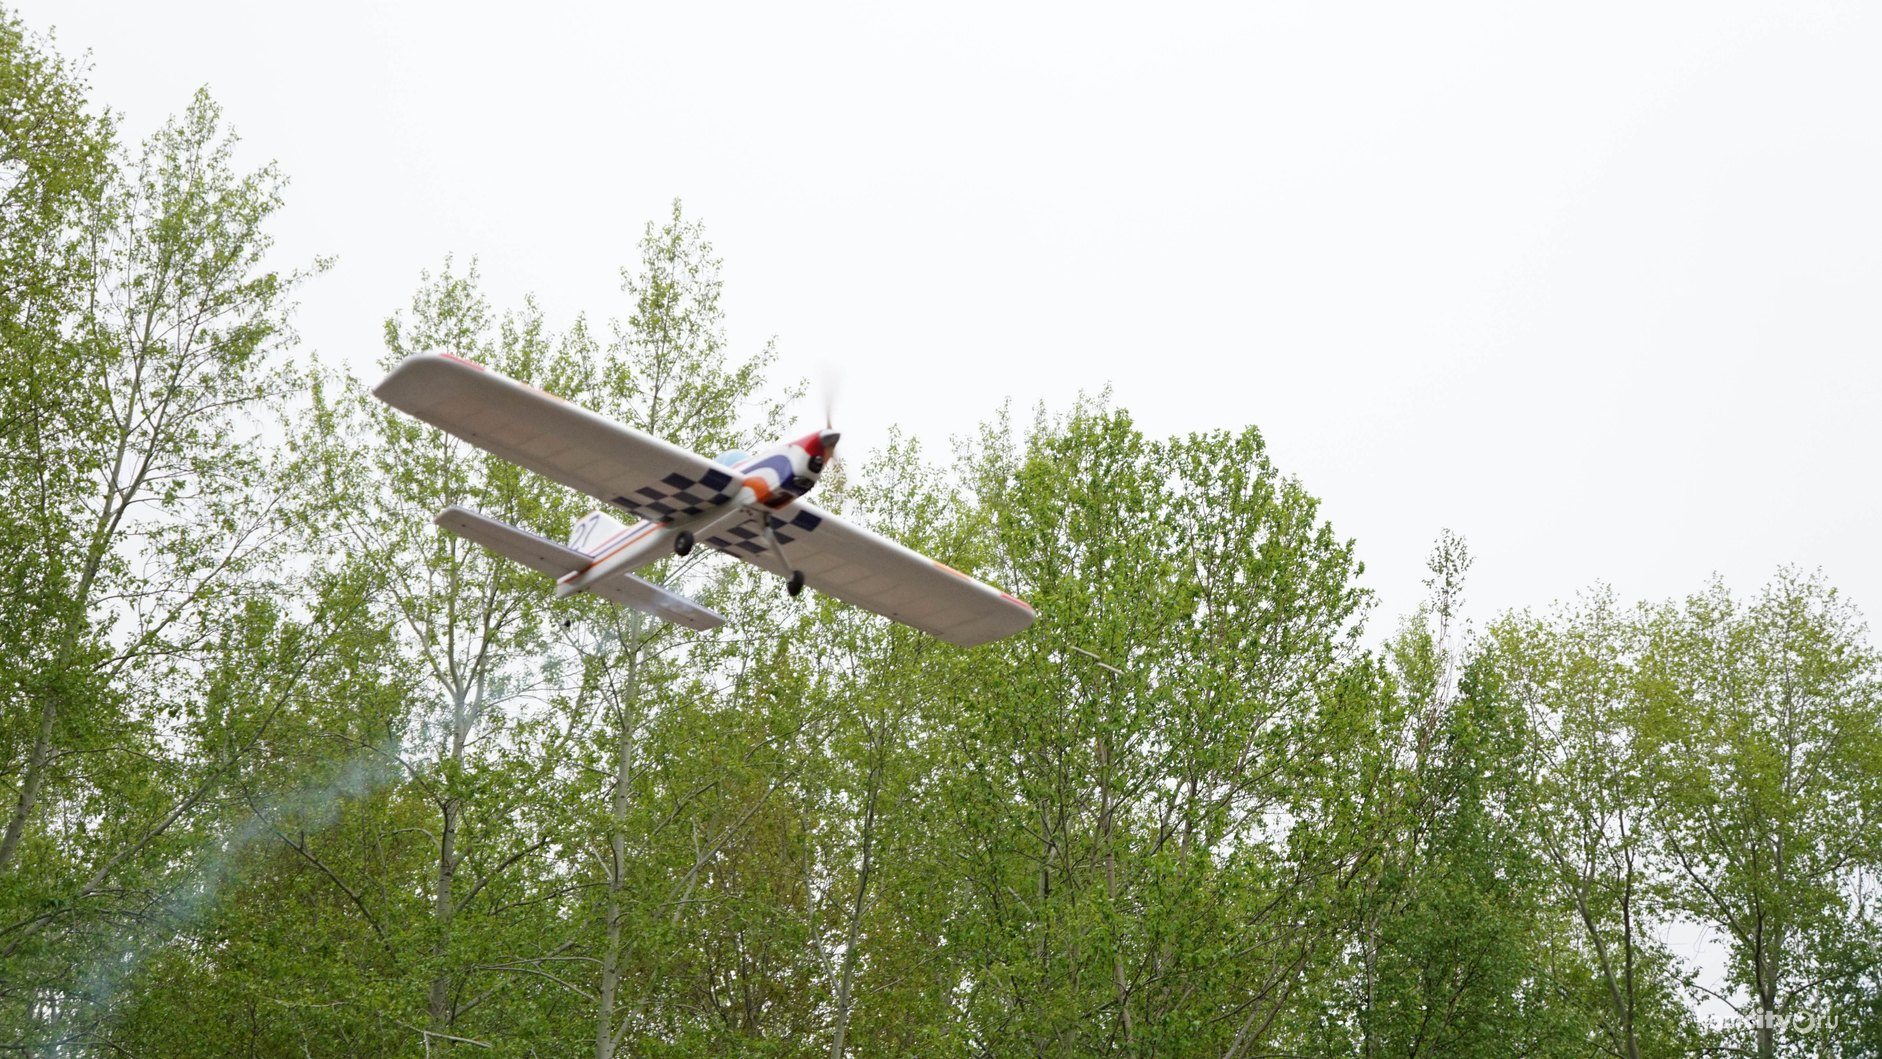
[35,1,1880,631]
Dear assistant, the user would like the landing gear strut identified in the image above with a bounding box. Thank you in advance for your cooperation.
[752,512,805,598]
[674,530,694,557]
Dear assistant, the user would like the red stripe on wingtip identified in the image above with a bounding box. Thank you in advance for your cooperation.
[934,561,975,582]
[439,353,486,371]
[1000,592,1034,611]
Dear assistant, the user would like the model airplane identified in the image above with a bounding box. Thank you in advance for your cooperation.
[373,353,1036,647]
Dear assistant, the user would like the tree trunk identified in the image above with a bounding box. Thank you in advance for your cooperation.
[0,691,58,874]
[1756,927,1779,1059]
[828,728,882,1059]
[429,795,459,1033]
[1574,884,1640,1059]
[1099,734,1133,1047]
[430,681,475,1036]
[0,493,118,875]
[597,617,643,1059]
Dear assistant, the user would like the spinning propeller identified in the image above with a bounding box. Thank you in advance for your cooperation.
[817,368,843,476]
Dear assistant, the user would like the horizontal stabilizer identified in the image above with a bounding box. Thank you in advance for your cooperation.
[587,573,726,632]
[435,505,590,576]
[435,505,724,633]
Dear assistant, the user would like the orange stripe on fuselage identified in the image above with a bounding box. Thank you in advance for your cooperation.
[561,519,662,581]
[583,523,637,557]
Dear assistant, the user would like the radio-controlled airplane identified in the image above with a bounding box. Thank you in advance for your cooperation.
[373,353,1036,647]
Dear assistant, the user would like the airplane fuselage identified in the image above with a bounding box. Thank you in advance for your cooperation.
[554,428,838,598]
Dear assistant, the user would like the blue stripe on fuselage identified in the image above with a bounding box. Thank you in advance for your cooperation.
[741,454,795,485]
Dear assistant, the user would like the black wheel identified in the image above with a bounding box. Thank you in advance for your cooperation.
[674,530,694,557]
[786,570,805,597]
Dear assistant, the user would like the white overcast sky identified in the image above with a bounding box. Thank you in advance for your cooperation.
[29,0,1882,634]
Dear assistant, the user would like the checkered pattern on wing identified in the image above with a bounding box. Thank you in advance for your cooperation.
[610,468,736,522]
[704,509,824,555]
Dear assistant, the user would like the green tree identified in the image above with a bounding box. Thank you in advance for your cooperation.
[571,200,800,1059]
[310,258,596,1049]
[784,432,978,1059]
[1305,534,1594,1059]
[0,80,323,1052]
[1637,571,1882,1059]
[1483,592,1712,1059]
[0,0,115,893]
[0,8,110,519]
[922,403,1369,1057]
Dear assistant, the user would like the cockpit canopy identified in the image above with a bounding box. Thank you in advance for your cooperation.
[714,449,751,467]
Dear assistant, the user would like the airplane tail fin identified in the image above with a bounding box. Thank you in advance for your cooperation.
[434,505,725,632]
[569,509,629,555]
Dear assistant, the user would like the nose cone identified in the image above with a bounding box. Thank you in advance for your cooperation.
[790,429,841,458]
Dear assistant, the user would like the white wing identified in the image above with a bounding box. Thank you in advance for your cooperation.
[376,354,743,525]
[699,501,1035,648]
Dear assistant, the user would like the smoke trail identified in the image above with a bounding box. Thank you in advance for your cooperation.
[71,743,399,1044]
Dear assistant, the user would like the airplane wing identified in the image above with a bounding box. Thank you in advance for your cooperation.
[698,501,1035,648]
[376,354,743,525]
[434,505,725,632]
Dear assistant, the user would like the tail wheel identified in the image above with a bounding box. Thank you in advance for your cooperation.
[674,530,695,557]
[786,570,805,597]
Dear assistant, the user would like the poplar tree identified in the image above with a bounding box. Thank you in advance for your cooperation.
[1637,572,1882,1059]
[0,66,331,1051]
[1484,594,1711,1059]
[574,200,798,1059]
